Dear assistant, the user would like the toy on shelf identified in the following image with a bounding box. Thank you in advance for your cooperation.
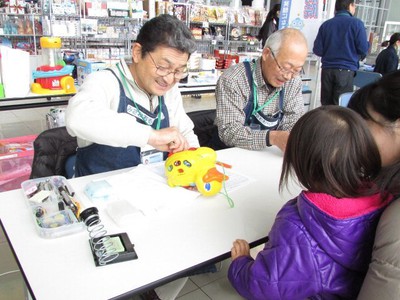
[31,37,76,95]
[165,147,231,196]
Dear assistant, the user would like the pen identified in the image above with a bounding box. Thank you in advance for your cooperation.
[58,186,80,218]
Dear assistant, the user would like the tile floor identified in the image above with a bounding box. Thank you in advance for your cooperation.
[0,94,246,300]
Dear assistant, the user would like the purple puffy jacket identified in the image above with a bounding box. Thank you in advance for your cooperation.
[228,191,391,300]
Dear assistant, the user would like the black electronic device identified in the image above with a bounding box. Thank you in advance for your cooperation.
[80,207,138,267]
[90,232,138,267]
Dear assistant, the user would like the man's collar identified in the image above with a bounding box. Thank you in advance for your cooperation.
[118,59,153,99]
[335,10,352,17]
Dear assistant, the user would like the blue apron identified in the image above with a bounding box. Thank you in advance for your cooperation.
[243,61,284,130]
[75,69,170,177]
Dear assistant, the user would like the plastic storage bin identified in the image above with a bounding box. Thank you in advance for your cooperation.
[21,176,85,238]
[0,135,37,192]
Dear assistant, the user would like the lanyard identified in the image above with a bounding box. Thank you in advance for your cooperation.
[116,63,162,130]
[251,62,280,115]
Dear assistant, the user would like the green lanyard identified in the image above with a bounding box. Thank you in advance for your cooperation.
[116,63,162,130]
[251,62,280,115]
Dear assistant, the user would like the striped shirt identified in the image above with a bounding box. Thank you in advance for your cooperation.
[215,58,304,150]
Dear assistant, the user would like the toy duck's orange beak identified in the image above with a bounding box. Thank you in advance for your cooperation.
[202,167,229,183]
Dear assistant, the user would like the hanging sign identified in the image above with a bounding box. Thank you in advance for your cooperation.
[279,0,324,50]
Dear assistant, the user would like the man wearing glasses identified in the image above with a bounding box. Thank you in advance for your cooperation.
[66,14,199,177]
[215,28,308,152]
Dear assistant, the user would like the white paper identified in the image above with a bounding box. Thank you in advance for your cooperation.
[223,169,252,192]
[102,162,253,217]
[103,165,201,216]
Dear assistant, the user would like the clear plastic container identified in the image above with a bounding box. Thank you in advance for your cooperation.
[40,37,63,67]
[21,176,85,238]
[0,135,36,192]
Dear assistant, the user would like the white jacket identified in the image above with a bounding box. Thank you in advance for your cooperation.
[66,59,199,149]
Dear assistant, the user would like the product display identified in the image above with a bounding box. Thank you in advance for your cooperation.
[31,37,76,95]
[0,1,265,100]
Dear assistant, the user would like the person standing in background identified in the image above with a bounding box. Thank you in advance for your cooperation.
[258,3,280,48]
[374,32,400,75]
[313,0,369,105]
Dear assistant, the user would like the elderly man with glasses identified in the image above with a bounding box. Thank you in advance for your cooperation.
[215,28,308,152]
[66,14,199,177]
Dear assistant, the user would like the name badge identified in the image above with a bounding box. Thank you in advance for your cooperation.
[254,112,280,128]
[140,145,163,165]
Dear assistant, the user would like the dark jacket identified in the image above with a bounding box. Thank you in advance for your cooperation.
[30,127,77,178]
[313,10,370,71]
[258,18,278,48]
[374,45,399,75]
[228,191,391,300]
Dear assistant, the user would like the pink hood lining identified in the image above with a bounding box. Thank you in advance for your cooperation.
[303,191,393,219]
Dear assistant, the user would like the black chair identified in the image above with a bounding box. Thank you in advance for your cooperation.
[30,127,78,179]
[187,109,229,150]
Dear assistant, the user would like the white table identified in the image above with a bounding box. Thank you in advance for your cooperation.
[0,147,301,300]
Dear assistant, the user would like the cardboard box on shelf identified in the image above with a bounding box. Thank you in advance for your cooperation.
[77,59,107,86]
[186,70,218,85]
[84,1,108,17]
[107,1,130,17]
[0,135,37,192]
[81,18,98,36]
[8,0,26,14]
[143,0,156,19]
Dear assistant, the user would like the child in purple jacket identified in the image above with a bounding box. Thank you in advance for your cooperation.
[229,106,393,299]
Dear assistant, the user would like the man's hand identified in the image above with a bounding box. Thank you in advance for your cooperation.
[148,127,189,153]
[269,130,290,152]
[231,239,250,261]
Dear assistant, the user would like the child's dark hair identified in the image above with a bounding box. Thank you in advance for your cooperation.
[280,106,381,198]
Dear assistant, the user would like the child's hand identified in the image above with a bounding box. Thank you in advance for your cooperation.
[231,239,250,260]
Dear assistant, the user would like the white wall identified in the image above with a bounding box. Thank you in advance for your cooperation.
[388,1,400,22]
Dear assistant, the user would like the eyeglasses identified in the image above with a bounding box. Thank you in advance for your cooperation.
[268,47,303,77]
[147,52,188,79]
